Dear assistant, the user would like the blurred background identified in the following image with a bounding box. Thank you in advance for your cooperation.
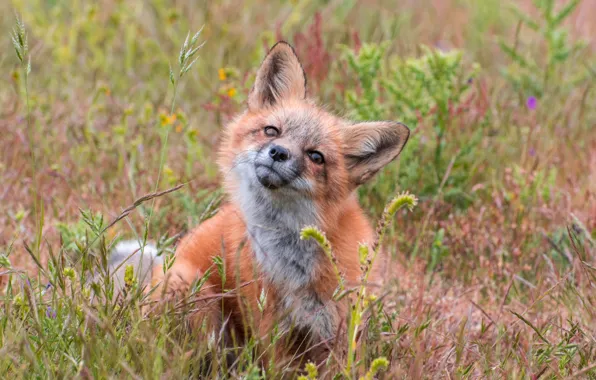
[1,0,594,270]
[0,0,595,376]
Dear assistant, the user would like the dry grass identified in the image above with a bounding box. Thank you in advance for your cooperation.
[0,0,595,378]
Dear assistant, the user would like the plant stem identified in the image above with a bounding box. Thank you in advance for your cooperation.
[143,76,179,249]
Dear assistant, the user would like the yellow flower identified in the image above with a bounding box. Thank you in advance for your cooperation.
[218,68,227,81]
[227,87,237,98]
[124,264,136,287]
[163,165,177,185]
[159,113,177,127]
[175,125,183,133]
[97,83,111,97]
[159,113,168,126]
[163,166,174,177]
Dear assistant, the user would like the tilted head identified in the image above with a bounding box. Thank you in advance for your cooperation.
[218,42,410,224]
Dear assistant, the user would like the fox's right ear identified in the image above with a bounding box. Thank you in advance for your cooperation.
[341,121,410,189]
[248,41,307,111]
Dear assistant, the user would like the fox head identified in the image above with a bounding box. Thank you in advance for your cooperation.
[218,42,409,226]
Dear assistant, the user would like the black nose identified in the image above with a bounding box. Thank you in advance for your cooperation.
[268,144,290,162]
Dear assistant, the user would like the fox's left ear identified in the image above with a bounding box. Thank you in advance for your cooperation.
[248,41,307,111]
[341,121,410,188]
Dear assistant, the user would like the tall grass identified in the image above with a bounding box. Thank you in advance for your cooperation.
[1,0,595,378]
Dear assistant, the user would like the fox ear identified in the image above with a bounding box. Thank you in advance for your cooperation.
[248,41,307,111]
[341,121,410,188]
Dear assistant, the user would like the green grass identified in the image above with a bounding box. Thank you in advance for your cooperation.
[1,0,596,378]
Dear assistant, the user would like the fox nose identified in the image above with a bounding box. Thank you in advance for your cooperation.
[268,144,290,162]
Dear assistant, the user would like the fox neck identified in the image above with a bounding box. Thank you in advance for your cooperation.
[235,180,322,292]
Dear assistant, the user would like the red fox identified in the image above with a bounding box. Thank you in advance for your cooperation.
[111,41,409,366]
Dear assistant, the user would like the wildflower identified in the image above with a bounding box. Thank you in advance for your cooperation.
[298,362,318,380]
[363,293,378,308]
[15,208,26,222]
[175,108,188,124]
[186,129,198,142]
[63,267,75,279]
[13,294,24,306]
[46,306,56,319]
[41,282,52,296]
[163,166,174,177]
[124,264,136,288]
[98,83,111,96]
[386,191,418,216]
[176,125,183,133]
[159,112,177,127]
[359,357,390,380]
[227,87,237,98]
[163,165,177,185]
[218,68,227,81]
[526,96,537,110]
[305,362,318,379]
[366,357,389,379]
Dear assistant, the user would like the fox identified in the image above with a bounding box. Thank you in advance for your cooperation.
[111,41,409,368]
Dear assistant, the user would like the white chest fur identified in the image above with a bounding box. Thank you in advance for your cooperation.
[232,156,339,339]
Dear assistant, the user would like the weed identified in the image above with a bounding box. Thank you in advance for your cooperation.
[1,0,595,378]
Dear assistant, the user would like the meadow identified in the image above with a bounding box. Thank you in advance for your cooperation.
[0,0,595,378]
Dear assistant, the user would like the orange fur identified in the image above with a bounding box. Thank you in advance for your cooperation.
[150,41,408,366]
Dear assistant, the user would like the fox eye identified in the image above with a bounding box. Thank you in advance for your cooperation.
[307,151,325,165]
[263,126,280,137]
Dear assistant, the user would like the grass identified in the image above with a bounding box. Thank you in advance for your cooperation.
[1,0,595,378]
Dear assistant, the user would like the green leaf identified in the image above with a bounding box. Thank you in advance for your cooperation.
[510,311,551,345]
[498,40,530,68]
[181,56,199,77]
[183,41,206,62]
[14,46,23,63]
[552,0,580,26]
[509,4,540,31]
[179,32,190,66]
[190,25,204,46]
[540,0,555,22]
[552,48,571,63]
[169,64,175,85]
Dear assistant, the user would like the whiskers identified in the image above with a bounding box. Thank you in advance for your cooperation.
[224,149,257,178]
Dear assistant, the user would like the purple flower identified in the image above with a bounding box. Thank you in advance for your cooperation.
[526,96,537,110]
[529,147,536,157]
[46,306,56,319]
